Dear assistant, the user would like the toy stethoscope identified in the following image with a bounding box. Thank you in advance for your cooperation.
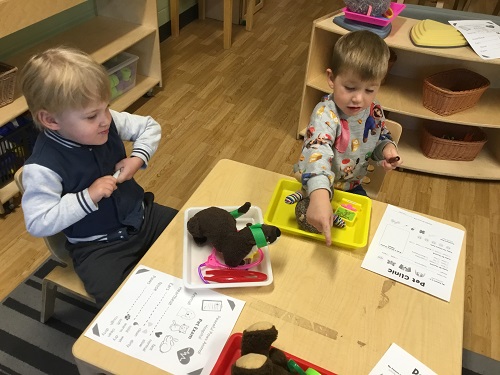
[198,207,270,283]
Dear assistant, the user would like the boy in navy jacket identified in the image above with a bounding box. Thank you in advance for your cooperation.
[20,47,177,307]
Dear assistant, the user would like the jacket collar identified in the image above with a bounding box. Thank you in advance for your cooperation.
[44,129,82,148]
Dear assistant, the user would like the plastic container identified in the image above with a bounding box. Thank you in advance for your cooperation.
[0,115,38,188]
[420,121,487,161]
[343,2,406,27]
[210,333,337,375]
[102,52,139,100]
[422,68,490,116]
[0,62,17,108]
[264,179,371,249]
[183,205,274,289]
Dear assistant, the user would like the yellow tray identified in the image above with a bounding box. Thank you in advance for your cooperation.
[264,179,371,249]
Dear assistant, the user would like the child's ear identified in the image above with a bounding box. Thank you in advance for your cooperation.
[37,110,60,130]
[326,68,335,89]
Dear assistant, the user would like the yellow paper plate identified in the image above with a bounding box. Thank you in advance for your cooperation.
[410,19,468,47]
[264,179,371,249]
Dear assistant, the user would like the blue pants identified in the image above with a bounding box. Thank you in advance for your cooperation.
[348,184,368,197]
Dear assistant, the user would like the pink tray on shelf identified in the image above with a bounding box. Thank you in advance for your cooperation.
[343,2,406,27]
[211,333,337,375]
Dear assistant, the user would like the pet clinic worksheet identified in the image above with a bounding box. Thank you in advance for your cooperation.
[361,205,464,301]
[84,266,244,374]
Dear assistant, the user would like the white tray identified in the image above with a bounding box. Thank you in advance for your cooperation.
[183,205,274,289]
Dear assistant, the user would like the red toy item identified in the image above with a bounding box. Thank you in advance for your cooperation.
[202,270,268,283]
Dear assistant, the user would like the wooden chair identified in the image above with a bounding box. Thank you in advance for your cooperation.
[198,0,259,48]
[14,167,95,323]
[361,119,403,199]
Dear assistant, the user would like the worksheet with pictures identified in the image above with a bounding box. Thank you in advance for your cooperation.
[84,266,245,374]
[369,343,437,375]
[361,205,464,301]
[449,19,500,59]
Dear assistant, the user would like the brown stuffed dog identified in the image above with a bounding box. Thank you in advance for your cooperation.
[187,202,281,267]
[231,322,290,375]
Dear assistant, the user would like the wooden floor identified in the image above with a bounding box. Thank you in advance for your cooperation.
[1,0,498,362]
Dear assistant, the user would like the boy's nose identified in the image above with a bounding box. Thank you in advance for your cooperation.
[99,113,111,126]
[352,94,362,104]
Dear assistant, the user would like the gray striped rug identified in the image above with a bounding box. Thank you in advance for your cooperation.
[0,259,99,375]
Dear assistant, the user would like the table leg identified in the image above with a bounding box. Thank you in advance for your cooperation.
[199,0,205,19]
[170,0,179,37]
[245,0,255,31]
[223,0,233,49]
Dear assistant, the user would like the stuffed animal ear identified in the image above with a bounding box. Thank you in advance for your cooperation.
[261,225,281,244]
[186,216,202,237]
[187,216,208,245]
[232,354,274,375]
[241,322,278,356]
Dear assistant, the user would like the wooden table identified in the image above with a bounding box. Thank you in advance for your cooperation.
[170,0,255,49]
[73,159,466,374]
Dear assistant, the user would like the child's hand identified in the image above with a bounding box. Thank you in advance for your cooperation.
[113,157,144,183]
[379,144,403,171]
[88,176,118,205]
[307,189,333,246]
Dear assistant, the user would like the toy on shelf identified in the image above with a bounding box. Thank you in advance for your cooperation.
[211,321,335,375]
[410,19,468,48]
[103,52,138,100]
[336,1,406,35]
[343,0,391,18]
[186,202,281,268]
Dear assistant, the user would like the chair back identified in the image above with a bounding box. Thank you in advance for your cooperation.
[14,167,71,265]
[384,119,402,144]
[361,119,403,199]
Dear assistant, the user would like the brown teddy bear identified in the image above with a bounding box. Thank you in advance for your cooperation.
[231,322,291,375]
[231,322,324,374]
[187,202,281,267]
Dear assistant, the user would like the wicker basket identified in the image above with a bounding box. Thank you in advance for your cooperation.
[0,62,17,108]
[422,68,490,116]
[420,122,487,161]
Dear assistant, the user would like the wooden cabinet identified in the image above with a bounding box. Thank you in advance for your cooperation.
[298,10,500,180]
[0,0,162,127]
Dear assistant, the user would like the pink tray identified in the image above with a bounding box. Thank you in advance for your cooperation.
[343,2,406,27]
[211,333,337,375]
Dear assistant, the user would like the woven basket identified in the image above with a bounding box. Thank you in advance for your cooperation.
[422,68,490,116]
[420,122,487,161]
[0,62,17,108]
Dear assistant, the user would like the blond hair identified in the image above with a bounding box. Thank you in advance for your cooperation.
[331,30,390,82]
[20,46,110,129]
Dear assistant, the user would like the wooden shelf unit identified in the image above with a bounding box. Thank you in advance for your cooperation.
[0,0,162,127]
[298,10,500,180]
[0,0,162,205]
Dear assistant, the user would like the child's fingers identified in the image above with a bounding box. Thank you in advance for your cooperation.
[387,156,400,164]
[323,221,332,246]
